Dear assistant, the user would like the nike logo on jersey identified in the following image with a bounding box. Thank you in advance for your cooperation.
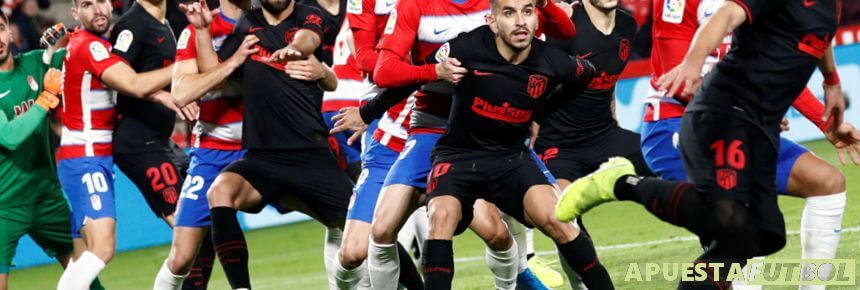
[473,70,493,76]
[0,90,8,99]
[576,52,593,59]
[249,27,264,33]
[384,0,396,7]
[157,37,166,43]
[803,0,816,7]
[433,27,450,35]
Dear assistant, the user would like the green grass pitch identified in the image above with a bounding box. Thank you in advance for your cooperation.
[9,139,859,289]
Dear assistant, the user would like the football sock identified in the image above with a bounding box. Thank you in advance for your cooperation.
[183,230,215,290]
[396,242,424,289]
[423,239,454,290]
[154,260,186,290]
[325,227,344,290]
[557,234,613,290]
[368,240,399,290]
[799,192,846,290]
[210,207,250,289]
[485,239,518,290]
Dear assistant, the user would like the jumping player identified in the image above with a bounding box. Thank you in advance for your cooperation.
[109,0,196,229]
[56,0,188,288]
[558,1,846,288]
[640,1,858,287]
[182,0,354,288]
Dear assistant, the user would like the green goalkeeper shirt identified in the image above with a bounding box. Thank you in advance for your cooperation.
[0,49,65,208]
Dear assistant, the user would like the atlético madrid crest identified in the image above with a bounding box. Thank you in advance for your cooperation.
[716,168,737,190]
[619,39,630,62]
[527,75,548,98]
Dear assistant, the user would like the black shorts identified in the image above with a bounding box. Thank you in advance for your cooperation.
[680,109,786,255]
[534,127,654,182]
[223,148,352,228]
[427,149,552,235]
[114,142,189,218]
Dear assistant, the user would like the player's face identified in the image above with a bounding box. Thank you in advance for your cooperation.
[589,0,618,10]
[261,0,292,14]
[489,0,538,51]
[72,0,113,35]
[0,18,10,63]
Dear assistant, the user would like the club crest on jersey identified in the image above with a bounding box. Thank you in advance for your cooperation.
[716,168,737,190]
[114,29,133,53]
[435,42,451,63]
[527,75,548,98]
[177,28,191,50]
[662,0,684,24]
[347,0,362,14]
[305,14,323,27]
[27,75,38,91]
[90,42,110,62]
[285,28,299,44]
[619,38,630,62]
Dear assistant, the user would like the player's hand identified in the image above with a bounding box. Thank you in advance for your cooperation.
[657,60,703,99]
[825,122,860,165]
[227,35,260,68]
[822,83,845,133]
[436,58,467,84]
[150,91,190,121]
[780,118,790,132]
[331,106,368,145]
[40,23,70,51]
[263,45,304,63]
[180,102,200,122]
[180,0,213,29]
[35,69,63,110]
[285,55,327,81]
[557,1,576,18]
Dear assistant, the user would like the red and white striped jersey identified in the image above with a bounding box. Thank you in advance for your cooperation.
[58,28,123,160]
[175,13,244,151]
[322,18,374,112]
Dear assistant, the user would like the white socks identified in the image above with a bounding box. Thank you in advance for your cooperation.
[325,227,344,290]
[57,251,106,290]
[153,260,187,290]
[799,192,846,290]
[485,240,518,290]
[334,258,370,290]
[502,212,528,274]
[368,239,400,290]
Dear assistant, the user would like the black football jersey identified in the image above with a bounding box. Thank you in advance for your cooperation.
[218,6,329,151]
[433,26,595,153]
[689,0,839,127]
[539,7,637,147]
[110,3,177,154]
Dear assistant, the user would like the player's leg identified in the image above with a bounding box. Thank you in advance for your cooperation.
[0,205,31,290]
[639,118,688,181]
[778,140,846,289]
[207,158,266,290]
[468,200,519,290]
[368,134,437,289]
[57,157,117,290]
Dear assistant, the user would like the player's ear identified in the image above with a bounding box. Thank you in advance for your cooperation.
[71,7,79,21]
[487,14,499,33]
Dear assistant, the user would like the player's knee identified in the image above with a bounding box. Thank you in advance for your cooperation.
[206,179,238,208]
[708,200,750,235]
[821,169,846,194]
[371,221,397,244]
[338,244,369,269]
[90,246,115,264]
[166,252,194,274]
[483,229,513,251]
[428,204,459,228]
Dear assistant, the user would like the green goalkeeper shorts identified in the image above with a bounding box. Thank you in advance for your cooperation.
[0,195,74,273]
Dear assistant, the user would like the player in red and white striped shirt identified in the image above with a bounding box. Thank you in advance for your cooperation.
[56,0,190,288]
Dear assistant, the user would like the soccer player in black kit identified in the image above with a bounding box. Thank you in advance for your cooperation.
[110,0,198,227]
[182,0,353,289]
[557,0,846,288]
[418,0,616,288]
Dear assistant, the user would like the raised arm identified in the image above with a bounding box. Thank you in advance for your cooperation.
[0,69,62,150]
[172,33,259,106]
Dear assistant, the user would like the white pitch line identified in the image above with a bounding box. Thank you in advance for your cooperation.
[453,226,860,263]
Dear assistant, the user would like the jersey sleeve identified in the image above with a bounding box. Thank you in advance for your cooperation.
[109,20,144,64]
[49,49,66,69]
[425,34,469,65]
[298,6,326,39]
[217,14,252,61]
[377,0,420,59]
[538,55,595,121]
[176,26,198,62]
[537,0,576,39]
[80,40,125,78]
[792,87,827,132]
[0,105,48,151]
[728,0,776,25]
[347,0,377,32]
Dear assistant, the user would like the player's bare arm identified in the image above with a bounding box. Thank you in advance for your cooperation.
[172,34,260,106]
[284,54,338,91]
[819,47,845,132]
[180,0,219,72]
[101,64,196,120]
[266,30,322,63]
[657,1,746,97]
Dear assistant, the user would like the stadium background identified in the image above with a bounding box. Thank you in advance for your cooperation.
[4,0,860,288]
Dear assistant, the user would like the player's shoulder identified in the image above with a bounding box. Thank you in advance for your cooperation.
[615,8,638,34]
[454,25,491,44]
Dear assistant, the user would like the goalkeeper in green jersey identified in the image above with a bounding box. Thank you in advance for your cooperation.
[0,16,103,290]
